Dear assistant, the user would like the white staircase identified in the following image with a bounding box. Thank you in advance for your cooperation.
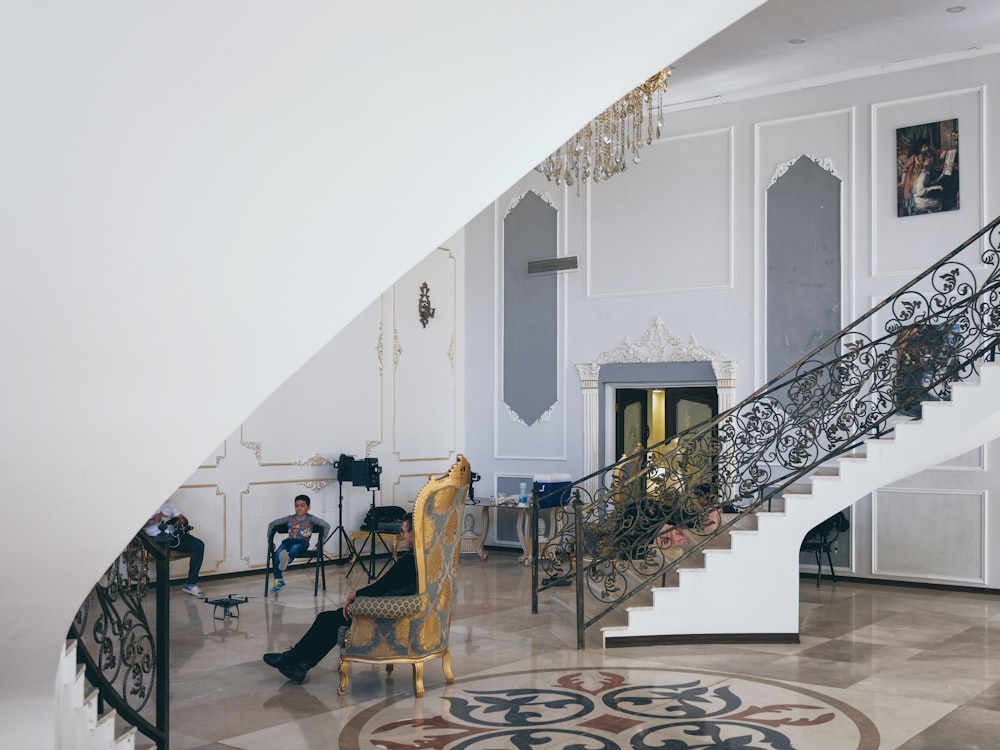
[604,361,1000,645]
[56,640,136,750]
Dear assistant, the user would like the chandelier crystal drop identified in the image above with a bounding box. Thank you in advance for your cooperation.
[535,67,672,190]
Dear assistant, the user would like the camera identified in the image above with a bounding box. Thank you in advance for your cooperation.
[159,516,192,535]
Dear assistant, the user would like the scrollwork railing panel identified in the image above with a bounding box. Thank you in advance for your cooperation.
[531,215,1000,641]
[68,533,170,748]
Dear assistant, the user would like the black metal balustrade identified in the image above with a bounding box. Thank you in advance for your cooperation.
[531,215,1000,648]
[67,533,172,749]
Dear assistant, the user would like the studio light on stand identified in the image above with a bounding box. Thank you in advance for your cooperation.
[328,454,359,565]
[345,456,385,582]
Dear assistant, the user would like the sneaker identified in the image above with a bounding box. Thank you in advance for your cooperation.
[271,579,285,594]
[278,661,310,684]
[182,583,204,597]
[278,549,290,571]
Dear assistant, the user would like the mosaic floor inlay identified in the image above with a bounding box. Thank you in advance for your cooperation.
[342,667,879,749]
[161,556,1000,749]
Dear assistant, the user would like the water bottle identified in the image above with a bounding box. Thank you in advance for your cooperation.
[518,482,528,506]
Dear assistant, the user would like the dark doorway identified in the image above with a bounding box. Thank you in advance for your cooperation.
[615,389,648,459]
[615,385,718,459]
[664,387,717,438]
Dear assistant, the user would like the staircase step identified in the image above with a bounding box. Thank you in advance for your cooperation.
[782,483,813,496]
[723,512,758,531]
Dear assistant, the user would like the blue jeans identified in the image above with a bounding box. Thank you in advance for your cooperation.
[273,538,309,580]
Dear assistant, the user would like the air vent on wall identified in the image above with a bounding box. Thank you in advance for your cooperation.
[527,256,578,275]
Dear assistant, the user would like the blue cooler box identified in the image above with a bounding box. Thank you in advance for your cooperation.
[534,474,573,508]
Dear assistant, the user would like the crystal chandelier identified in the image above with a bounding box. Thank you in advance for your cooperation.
[535,67,672,190]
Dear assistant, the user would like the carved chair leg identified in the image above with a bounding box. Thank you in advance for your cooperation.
[412,662,425,697]
[441,651,455,684]
[337,661,349,696]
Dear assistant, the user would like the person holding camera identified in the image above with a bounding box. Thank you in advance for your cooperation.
[143,500,206,597]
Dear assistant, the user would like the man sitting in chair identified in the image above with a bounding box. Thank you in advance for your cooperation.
[262,513,415,684]
[143,499,206,598]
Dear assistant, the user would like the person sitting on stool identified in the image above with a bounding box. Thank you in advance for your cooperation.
[143,500,205,598]
[262,513,415,684]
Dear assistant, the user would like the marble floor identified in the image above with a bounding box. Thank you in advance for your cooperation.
[158,551,1000,749]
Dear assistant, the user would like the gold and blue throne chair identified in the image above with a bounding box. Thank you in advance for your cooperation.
[337,454,470,697]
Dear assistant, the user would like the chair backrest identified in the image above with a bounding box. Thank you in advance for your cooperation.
[409,454,471,652]
[268,523,289,541]
[803,511,849,546]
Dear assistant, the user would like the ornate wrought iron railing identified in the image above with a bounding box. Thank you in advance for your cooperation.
[530,215,1000,647]
[67,533,172,749]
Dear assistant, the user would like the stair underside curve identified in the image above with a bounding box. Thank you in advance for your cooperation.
[603,362,1000,646]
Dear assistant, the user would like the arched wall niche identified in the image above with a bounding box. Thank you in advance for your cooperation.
[576,318,738,480]
[765,154,842,380]
[503,189,558,426]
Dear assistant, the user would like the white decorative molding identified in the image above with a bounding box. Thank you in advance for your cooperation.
[711,360,740,411]
[198,441,227,469]
[505,188,555,218]
[241,437,263,463]
[767,154,839,189]
[296,479,335,492]
[393,326,402,369]
[365,439,381,457]
[578,319,736,484]
[594,317,726,364]
[576,363,601,389]
[448,332,456,375]
[504,401,554,426]
[376,320,385,376]
[293,453,335,467]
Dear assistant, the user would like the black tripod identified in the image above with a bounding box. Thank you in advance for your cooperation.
[346,487,393,582]
[328,478,356,565]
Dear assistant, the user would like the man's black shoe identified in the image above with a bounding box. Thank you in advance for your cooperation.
[279,661,310,684]
[542,577,572,587]
[262,652,286,670]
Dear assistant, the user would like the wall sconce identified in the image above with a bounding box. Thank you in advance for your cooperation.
[418,282,436,328]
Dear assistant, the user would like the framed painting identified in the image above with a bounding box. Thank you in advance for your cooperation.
[896,118,959,217]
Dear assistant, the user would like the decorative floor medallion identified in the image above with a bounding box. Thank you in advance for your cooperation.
[342,667,879,749]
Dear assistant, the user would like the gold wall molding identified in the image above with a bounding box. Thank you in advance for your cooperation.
[174,484,226,573]
[293,453,336,467]
[198,441,227,469]
[376,320,385,376]
[240,478,337,567]
[239,427,338,467]
[392,247,458,463]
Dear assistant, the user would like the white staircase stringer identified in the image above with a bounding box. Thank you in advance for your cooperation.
[56,639,137,750]
[604,362,1000,645]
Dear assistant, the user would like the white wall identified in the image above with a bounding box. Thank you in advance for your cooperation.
[0,3,766,745]
[464,52,1000,584]
[171,241,467,581]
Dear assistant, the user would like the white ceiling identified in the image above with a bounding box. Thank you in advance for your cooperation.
[665,0,1000,110]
